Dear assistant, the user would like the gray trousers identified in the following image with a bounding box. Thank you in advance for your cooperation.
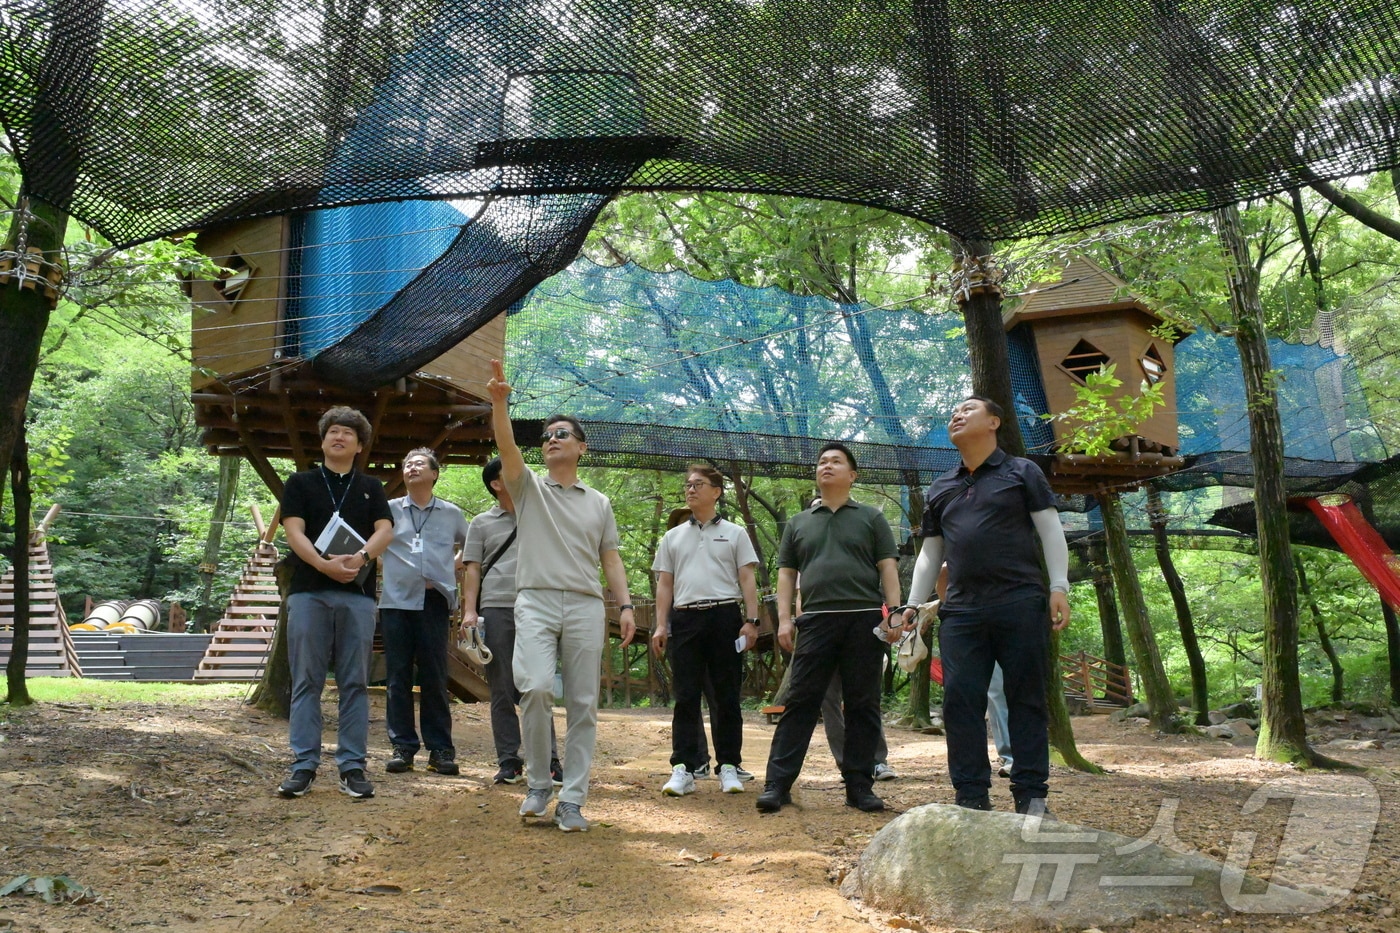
[822,671,889,772]
[286,590,376,774]
[514,589,605,805]
[481,605,557,768]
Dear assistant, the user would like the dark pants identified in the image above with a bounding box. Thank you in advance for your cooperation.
[481,605,557,769]
[381,590,454,754]
[763,609,884,790]
[669,605,745,771]
[939,594,1050,803]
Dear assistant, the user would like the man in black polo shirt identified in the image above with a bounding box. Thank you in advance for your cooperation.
[276,407,394,800]
[903,396,1070,816]
[757,442,901,814]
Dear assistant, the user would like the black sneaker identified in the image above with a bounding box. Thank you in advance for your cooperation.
[755,782,792,813]
[427,750,459,776]
[845,787,886,812]
[339,768,375,799]
[550,759,564,787]
[1015,797,1054,819]
[385,746,415,773]
[956,794,993,811]
[493,764,525,785]
[277,769,315,798]
[693,763,711,778]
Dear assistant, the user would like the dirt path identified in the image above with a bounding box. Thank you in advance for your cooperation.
[2,694,1398,932]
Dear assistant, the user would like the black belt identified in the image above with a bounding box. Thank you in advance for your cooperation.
[674,599,739,611]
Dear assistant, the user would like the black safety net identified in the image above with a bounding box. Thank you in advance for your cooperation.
[3,0,1399,250]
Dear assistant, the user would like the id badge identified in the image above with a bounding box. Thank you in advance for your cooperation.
[410,535,423,554]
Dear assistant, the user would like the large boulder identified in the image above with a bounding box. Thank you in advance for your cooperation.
[843,803,1332,928]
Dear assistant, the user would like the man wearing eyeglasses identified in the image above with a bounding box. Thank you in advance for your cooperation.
[757,442,901,814]
[487,360,637,833]
[651,465,760,797]
[378,447,470,778]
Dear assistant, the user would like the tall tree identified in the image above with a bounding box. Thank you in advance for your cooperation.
[1147,486,1209,725]
[4,426,33,705]
[1214,204,1338,765]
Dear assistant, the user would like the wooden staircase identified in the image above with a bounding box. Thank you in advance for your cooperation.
[0,507,80,678]
[1060,650,1134,711]
[193,541,281,681]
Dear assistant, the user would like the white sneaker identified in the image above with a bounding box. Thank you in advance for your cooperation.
[718,764,744,793]
[662,764,696,796]
[873,762,898,781]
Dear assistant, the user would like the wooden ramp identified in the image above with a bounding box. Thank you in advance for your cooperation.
[194,542,281,681]
[0,510,81,678]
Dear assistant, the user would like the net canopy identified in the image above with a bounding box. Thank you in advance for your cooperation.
[501,258,1389,504]
[3,0,1399,250]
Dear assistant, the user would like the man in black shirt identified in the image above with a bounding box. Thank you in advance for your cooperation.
[276,407,394,800]
[902,397,1070,816]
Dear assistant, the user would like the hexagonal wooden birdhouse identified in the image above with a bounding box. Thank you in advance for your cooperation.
[1004,256,1187,491]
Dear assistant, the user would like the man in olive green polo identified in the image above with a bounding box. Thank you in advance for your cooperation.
[757,442,901,814]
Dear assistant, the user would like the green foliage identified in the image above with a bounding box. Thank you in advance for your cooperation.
[1047,363,1165,456]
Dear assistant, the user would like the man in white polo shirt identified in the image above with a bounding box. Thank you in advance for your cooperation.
[651,465,760,796]
[487,359,637,833]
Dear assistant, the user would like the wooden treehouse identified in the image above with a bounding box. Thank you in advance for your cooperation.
[1005,256,1188,495]
[185,215,504,496]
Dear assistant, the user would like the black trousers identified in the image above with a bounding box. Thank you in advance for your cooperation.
[381,589,454,754]
[669,605,745,770]
[939,594,1050,802]
[763,609,884,790]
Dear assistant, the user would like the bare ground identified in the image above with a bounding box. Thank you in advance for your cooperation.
[2,690,1399,933]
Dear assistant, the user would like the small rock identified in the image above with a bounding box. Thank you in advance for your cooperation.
[1223,719,1255,738]
[1359,716,1399,733]
[1205,725,1235,740]
[1207,710,1228,725]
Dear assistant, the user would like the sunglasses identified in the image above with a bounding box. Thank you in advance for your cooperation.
[541,428,580,442]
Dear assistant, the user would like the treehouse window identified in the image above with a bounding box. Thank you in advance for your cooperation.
[1060,339,1111,384]
[1140,345,1166,386]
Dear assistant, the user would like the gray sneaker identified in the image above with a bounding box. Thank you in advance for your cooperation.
[519,786,554,819]
[553,801,590,833]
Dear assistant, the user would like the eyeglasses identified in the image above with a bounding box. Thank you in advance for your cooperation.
[541,428,579,442]
[683,481,718,490]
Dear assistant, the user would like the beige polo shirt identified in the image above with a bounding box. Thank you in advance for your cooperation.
[652,516,758,608]
[504,468,619,599]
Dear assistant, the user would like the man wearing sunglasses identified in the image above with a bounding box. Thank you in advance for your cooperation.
[487,360,637,833]
[651,465,760,797]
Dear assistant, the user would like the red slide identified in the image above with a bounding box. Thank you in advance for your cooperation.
[1301,495,1400,610]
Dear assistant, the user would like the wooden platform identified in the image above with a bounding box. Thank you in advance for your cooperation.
[1060,650,1133,711]
[194,542,281,681]
[0,535,81,677]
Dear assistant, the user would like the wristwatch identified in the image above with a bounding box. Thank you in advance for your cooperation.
[747,618,760,626]
[619,604,634,612]
[357,549,370,563]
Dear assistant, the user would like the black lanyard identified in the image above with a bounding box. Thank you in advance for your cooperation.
[320,466,354,514]
[409,498,436,535]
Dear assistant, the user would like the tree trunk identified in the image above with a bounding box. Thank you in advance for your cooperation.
[1087,538,1127,668]
[1099,489,1177,731]
[954,240,1096,771]
[247,558,293,718]
[1215,204,1327,765]
[1295,554,1344,703]
[196,455,241,632]
[1382,599,1400,707]
[5,426,33,705]
[1147,486,1209,725]
[0,0,105,500]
